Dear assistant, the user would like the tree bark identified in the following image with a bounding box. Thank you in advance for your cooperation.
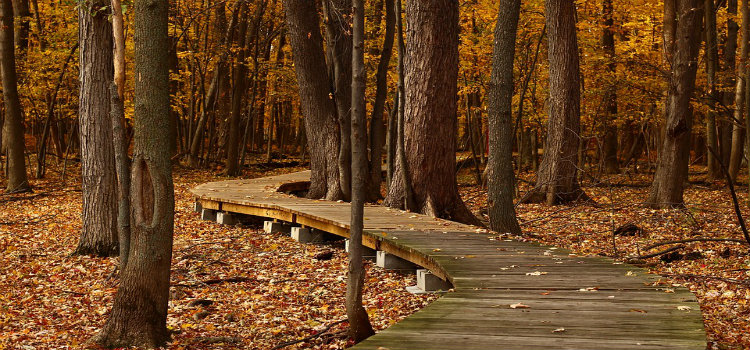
[722,0,739,169]
[111,0,125,98]
[521,0,588,205]
[0,0,30,194]
[11,0,29,56]
[383,0,479,225]
[705,0,721,179]
[647,0,703,208]
[90,0,174,346]
[386,91,398,189]
[283,0,343,200]
[601,0,619,174]
[225,3,250,176]
[73,0,118,257]
[347,0,375,342]
[487,0,522,234]
[730,0,750,181]
[323,0,353,201]
[367,0,395,201]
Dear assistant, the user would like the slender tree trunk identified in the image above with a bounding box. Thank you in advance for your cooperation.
[367,0,395,201]
[730,0,750,181]
[383,0,479,225]
[393,0,413,211]
[225,3,249,176]
[647,0,703,208]
[188,3,240,168]
[283,0,343,200]
[347,0,375,342]
[601,0,619,174]
[90,0,174,346]
[722,0,739,169]
[0,0,29,193]
[74,0,118,257]
[37,43,77,178]
[521,0,588,205]
[323,0,353,201]
[487,0,522,234]
[386,91,398,188]
[110,84,130,269]
[111,0,125,98]
[705,0,721,179]
[110,0,129,267]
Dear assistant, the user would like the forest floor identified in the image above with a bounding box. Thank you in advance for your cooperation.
[457,162,750,350]
[2,156,749,349]
[0,159,436,350]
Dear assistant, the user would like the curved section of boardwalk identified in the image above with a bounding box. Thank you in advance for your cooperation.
[191,171,706,350]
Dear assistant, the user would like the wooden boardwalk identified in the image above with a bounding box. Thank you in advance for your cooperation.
[191,171,706,349]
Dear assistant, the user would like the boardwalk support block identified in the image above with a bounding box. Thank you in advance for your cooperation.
[264,220,291,234]
[200,208,217,221]
[194,201,202,213]
[291,227,312,242]
[376,251,417,270]
[216,212,237,225]
[417,269,452,292]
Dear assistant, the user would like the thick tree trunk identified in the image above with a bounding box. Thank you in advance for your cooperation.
[383,0,479,226]
[601,0,619,174]
[347,0,375,342]
[323,0,353,201]
[73,0,118,257]
[90,0,174,346]
[11,0,29,55]
[487,0,522,234]
[521,0,588,205]
[730,0,750,181]
[283,0,343,200]
[367,0,395,201]
[647,0,702,208]
[0,0,30,194]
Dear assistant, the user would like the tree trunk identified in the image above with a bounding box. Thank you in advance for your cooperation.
[73,0,118,257]
[111,0,125,98]
[11,0,29,56]
[0,0,30,194]
[730,0,750,181]
[323,0,353,201]
[347,0,375,342]
[705,0,721,179]
[367,0,395,201]
[383,0,479,225]
[722,0,739,169]
[386,91,398,188]
[283,0,343,200]
[521,0,587,205]
[225,3,250,176]
[487,0,522,234]
[90,0,174,346]
[647,0,703,208]
[188,2,239,168]
[601,0,619,174]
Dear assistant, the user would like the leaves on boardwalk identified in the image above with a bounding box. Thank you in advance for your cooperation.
[459,167,750,348]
